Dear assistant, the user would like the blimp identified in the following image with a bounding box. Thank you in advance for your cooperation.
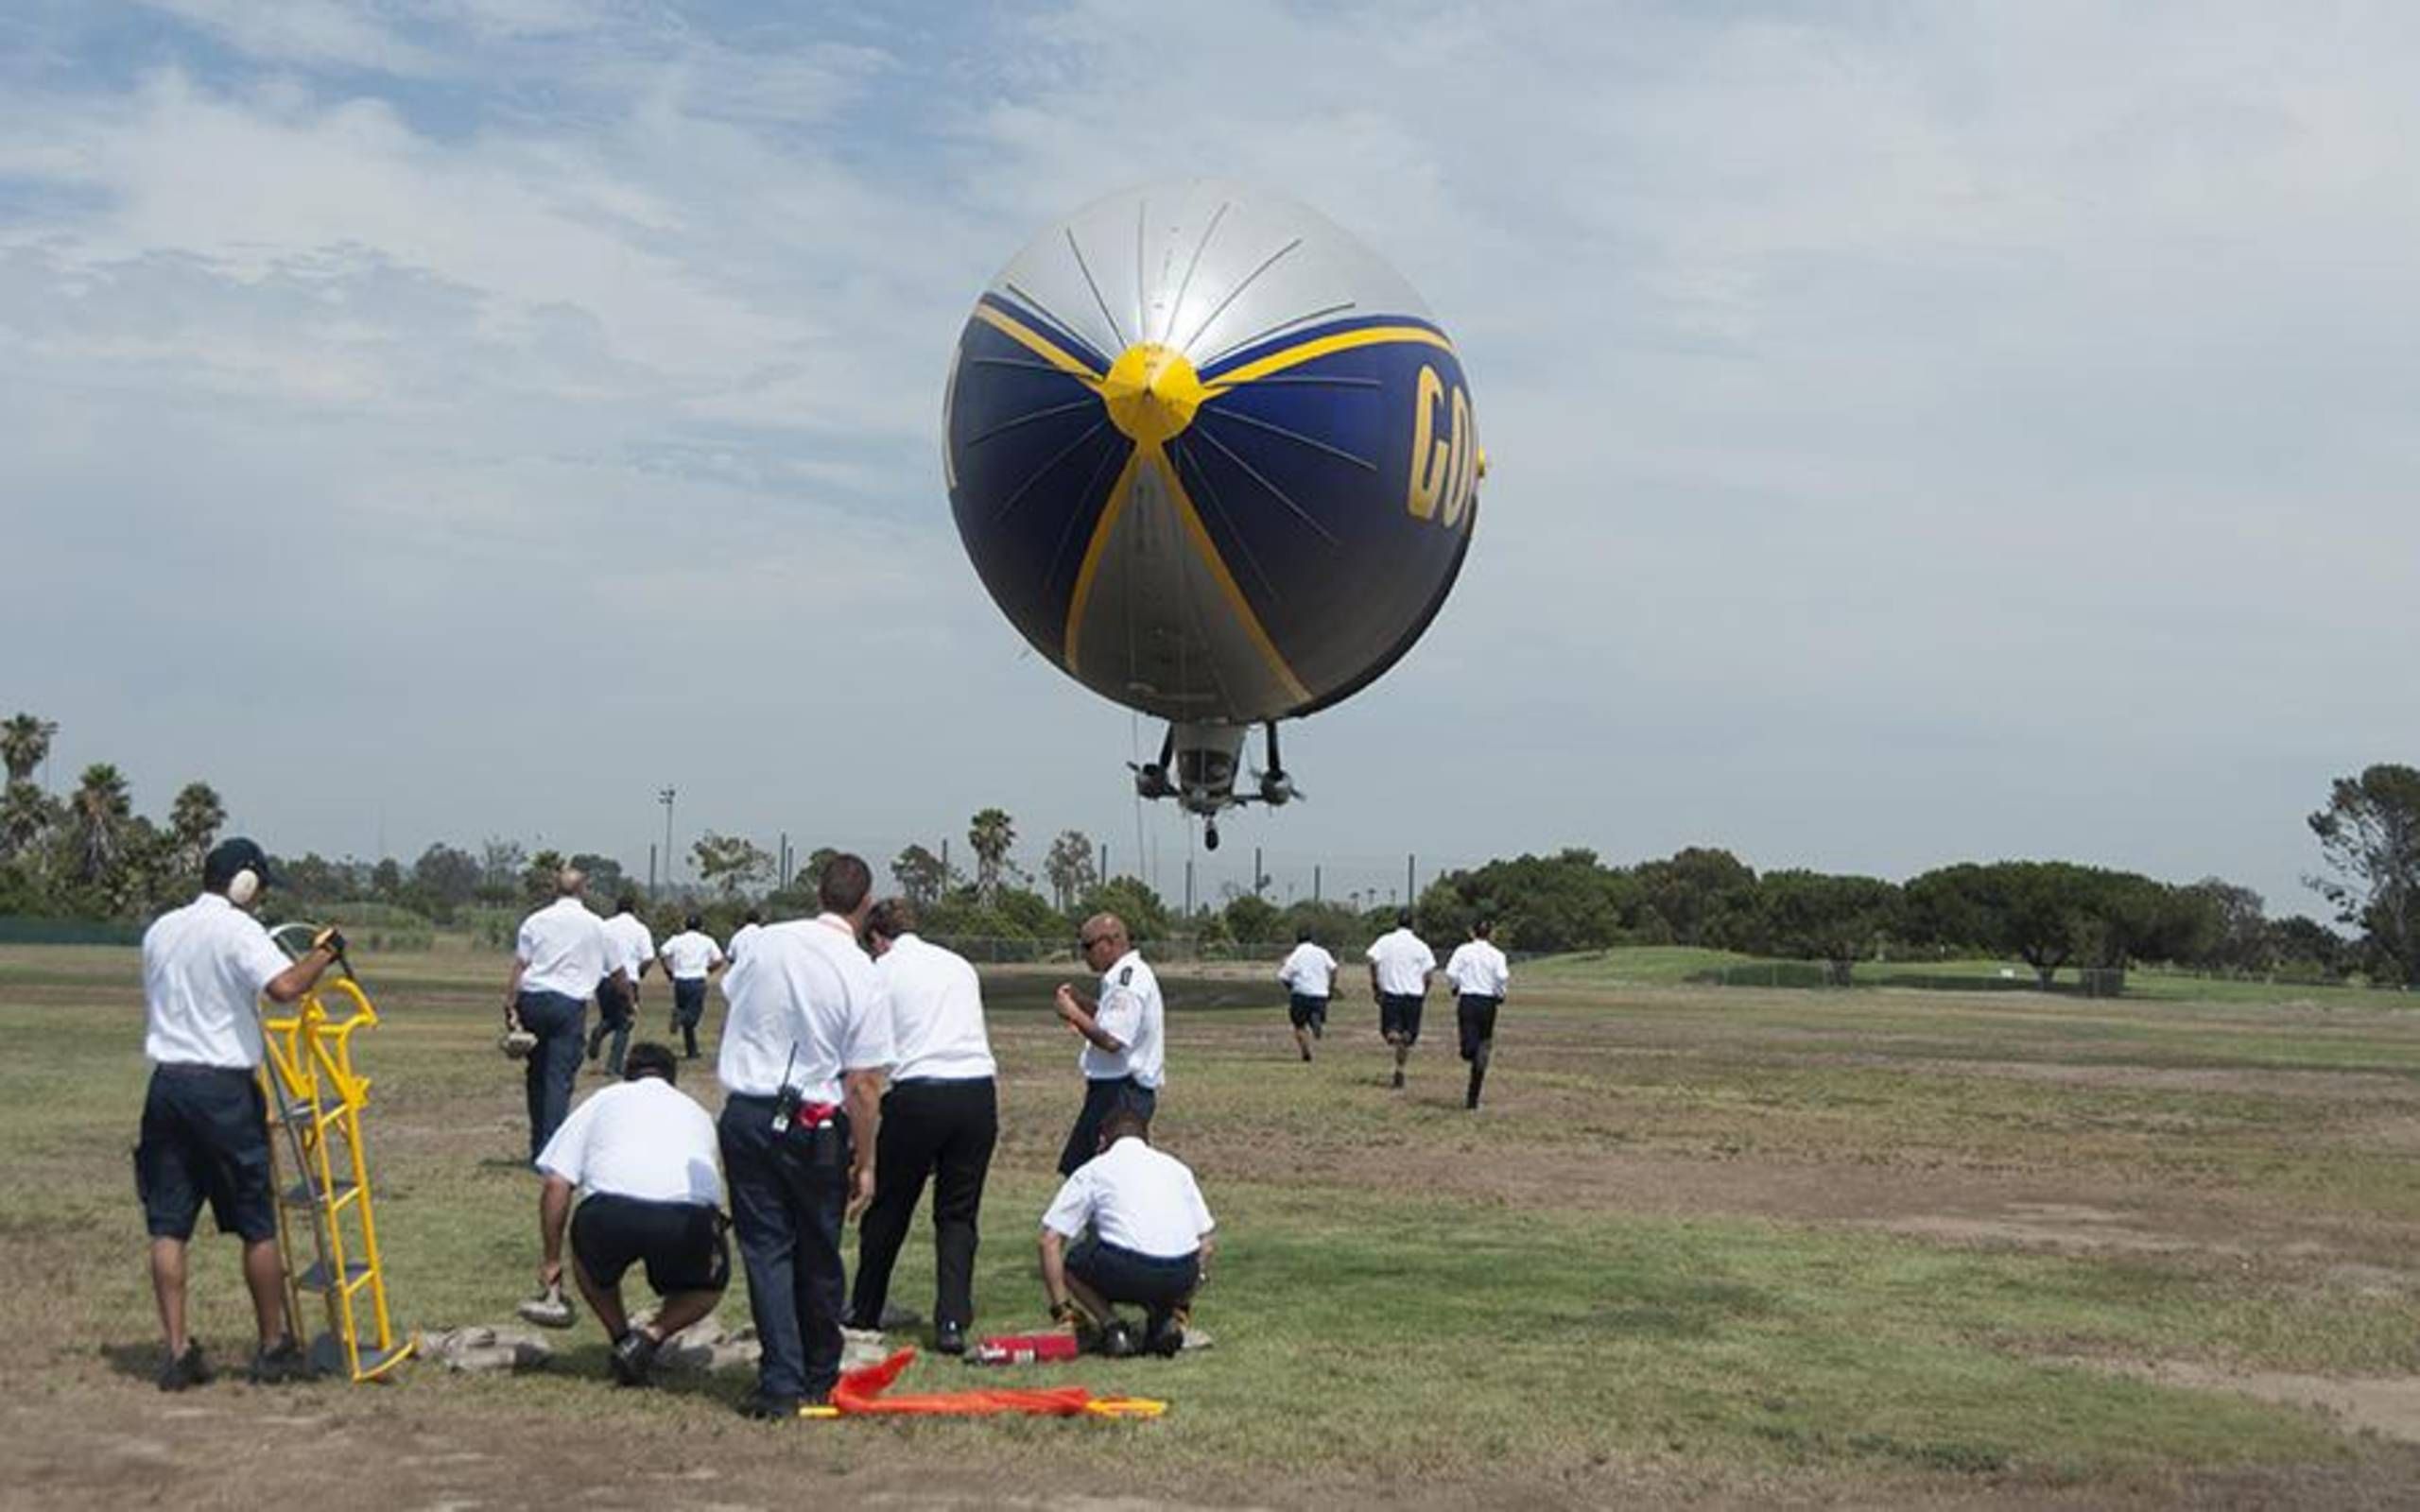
[945,180,1481,849]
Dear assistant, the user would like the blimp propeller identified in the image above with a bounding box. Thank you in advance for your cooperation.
[945,180,1481,838]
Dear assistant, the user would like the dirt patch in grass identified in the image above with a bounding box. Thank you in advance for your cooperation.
[2052,1356,2420,1448]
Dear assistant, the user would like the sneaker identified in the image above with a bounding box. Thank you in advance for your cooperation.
[1300,1045,1312,1062]
[1096,1320,1138,1359]
[741,1392,802,1420]
[1391,1068,1406,1090]
[516,1284,575,1330]
[157,1342,212,1392]
[248,1336,312,1384]
[609,1329,659,1387]
[933,1319,966,1356]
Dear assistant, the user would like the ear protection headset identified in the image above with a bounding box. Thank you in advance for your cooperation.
[226,868,261,907]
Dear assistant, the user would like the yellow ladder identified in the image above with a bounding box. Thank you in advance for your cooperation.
[260,971,412,1383]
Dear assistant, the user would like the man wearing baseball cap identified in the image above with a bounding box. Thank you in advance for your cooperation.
[138,837,345,1390]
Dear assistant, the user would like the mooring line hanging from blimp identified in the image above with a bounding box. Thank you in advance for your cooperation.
[946,180,1484,850]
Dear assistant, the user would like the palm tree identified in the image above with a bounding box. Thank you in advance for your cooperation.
[1,713,58,784]
[0,780,53,863]
[68,763,130,885]
[1045,829,1098,913]
[169,781,226,877]
[967,808,1016,902]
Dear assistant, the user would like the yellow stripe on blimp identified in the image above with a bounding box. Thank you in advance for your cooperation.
[1062,441,1312,710]
[1063,446,1145,674]
[1204,324,1454,393]
[1150,448,1313,707]
[972,304,1107,387]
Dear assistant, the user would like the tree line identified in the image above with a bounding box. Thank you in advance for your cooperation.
[4,711,2412,987]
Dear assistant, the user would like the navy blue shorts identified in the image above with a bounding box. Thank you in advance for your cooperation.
[1379,992,1425,1044]
[1288,992,1327,1030]
[572,1194,731,1297]
[1067,1232,1200,1310]
[135,1064,276,1243]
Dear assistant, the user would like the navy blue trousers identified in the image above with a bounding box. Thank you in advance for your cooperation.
[516,990,585,1162]
[718,1095,851,1401]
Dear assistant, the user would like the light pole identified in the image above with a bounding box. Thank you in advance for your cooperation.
[658,786,677,900]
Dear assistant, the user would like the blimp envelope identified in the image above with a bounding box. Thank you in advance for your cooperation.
[945,180,1480,730]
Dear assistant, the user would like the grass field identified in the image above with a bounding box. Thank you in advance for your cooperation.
[7,942,2420,1509]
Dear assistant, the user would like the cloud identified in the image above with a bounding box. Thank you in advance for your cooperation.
[4,1,2416,912]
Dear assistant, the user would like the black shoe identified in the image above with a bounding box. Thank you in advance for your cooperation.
[1300,1045,1312,1062]
[1143,1311,1184,1358]
[741,1392,802,1420]
[1096,1320,1137,1359]
[157,1342,211,1392]
[1391,1068,1406,1090]
[248,1336,311,1384]
[609,1329,659,1387]
[934,1320,966,1356]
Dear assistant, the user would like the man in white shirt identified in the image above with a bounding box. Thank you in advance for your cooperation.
[1053,913,1165,1176]
[846,898,997,1354]
[1443,919,1513,1110]
[1039,1108,1214,1359]
[532,1041,729,1387]
[727,908,765,966]
[587,895,656,1077]
[1276,925,1340,1063]
[658,914,726,1060]
[137,837,345,1391]
[715,854,893,1418]
[504,868,621,1163]
[1365,910,1436,1091]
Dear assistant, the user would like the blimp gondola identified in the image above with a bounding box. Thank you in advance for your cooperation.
[945,180,1482,848]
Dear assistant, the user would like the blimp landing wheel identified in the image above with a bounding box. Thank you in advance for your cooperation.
[1203,822,1221,852]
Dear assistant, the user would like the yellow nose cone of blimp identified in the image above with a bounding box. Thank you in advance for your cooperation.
[1100,342,1206,447]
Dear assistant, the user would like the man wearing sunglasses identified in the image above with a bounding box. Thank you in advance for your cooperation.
[1053,914,1165,1176]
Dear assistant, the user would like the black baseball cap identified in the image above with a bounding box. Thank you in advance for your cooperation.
[202,837,280,890]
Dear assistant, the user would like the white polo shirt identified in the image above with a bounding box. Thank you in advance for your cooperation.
[516,897,609,999]
[660,930,724,982]
[1083,949,1165,1089]
[141,892,291,1069]
[879,933,996,1082]
[1444,938,1511,999]
[1042,1136,1214,1259]
[1277,941,1339,998]
[717,915,893,1103]
[603,912,655,982]
[1366,927,1436,996]
[727,920,764,965]
[535,1076,723,1207]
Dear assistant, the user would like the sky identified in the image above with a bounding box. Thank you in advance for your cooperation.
[3,0,2414,915]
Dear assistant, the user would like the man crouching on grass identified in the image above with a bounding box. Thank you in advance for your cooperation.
[1038,1108,1214,1359]
[533,1041,730,1386]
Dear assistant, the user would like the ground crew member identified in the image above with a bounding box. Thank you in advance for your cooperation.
[1039,1107,1214,1359]
[658,914,725,1059]
[847,898,997,1354]
[1053,913,1164,1176]
[533,1041,729,1387]
[1365,910,1436,1091]
[137,837,344,1390]
[1443,919,1512,1109]
[588,895,654,1076]
[727,907,765,966]
[716,854,891,1418]
[1276,925,1340,1062]
[504,868,618,1162]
